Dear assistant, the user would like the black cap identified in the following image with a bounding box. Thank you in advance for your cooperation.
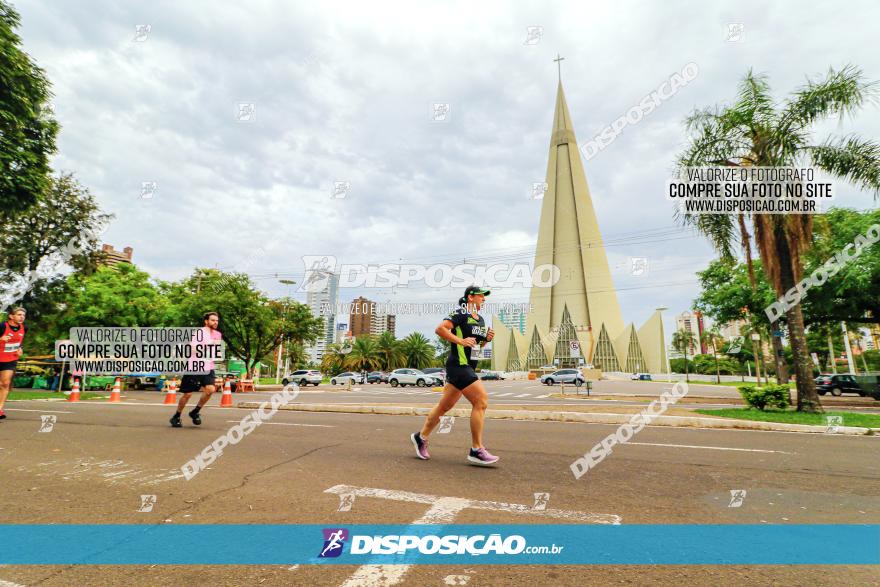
[464,285,491,297]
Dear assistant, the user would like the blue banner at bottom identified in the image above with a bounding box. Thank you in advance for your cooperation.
[0,525,877,565]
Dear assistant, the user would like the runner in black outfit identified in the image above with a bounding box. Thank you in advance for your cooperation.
[410,286,498,465]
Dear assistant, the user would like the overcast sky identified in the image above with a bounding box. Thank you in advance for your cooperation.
[16,0,880,340]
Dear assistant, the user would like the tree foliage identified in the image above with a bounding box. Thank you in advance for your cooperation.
[0,1,59,217]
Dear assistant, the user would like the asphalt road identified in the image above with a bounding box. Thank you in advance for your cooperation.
[0,396,877,586]
[210,379,880,411]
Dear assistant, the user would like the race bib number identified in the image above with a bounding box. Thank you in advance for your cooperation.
[4,342,21,353]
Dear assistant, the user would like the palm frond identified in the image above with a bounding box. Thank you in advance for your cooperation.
[674,211,738,260]
[807,134,880,198]
[780,65,878,132]
[731,69,776,129]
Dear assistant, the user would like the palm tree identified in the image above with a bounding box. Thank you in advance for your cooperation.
[701,329,725,384]
[433,335,451,366]
[320,343,346,376]
[345,336,382,374]
[376,331,404,371]
[399,332,435,369]
[677,65,880,412]
[285,341,307,370]
[672,329,696,382]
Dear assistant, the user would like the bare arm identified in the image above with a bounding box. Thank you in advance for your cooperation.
[436,320,476,347]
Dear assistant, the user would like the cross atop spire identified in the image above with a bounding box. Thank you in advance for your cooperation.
[553,53,565,83]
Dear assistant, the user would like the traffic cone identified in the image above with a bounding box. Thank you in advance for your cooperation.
[108,377,122,402]
[219,380,233,407]
[163,379,178,405]
[67,378,81,402]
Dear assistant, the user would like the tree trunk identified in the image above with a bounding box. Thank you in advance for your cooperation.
[739,213,788,382]
[769,321,789,382]
[774,227,822,413]
[713,349,720,383]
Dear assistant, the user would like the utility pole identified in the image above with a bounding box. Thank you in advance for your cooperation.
[828,333,837,374]
[841,322,856,374]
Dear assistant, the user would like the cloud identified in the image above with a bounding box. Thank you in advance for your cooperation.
[15,0,880,340]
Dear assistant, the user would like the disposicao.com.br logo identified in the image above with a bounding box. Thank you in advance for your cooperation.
[318,528,563,557]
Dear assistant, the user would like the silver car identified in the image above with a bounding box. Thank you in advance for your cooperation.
[330,372,364,385]
[282,370,322,386]
[388,368,442,387]
[540,369,584,385]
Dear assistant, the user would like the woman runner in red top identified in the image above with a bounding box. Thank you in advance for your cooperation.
[0,307,27,420]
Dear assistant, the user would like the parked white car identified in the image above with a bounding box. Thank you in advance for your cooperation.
[388,368,442,387]
[282,370,322,386]
[540,369,585,385]
[330,372,364,385]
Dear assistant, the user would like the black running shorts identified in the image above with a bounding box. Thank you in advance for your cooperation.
[0,360,17,372]
[179,370,216,392]
[446,365,478,391]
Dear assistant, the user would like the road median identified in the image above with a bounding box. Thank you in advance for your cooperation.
[235,401,878,436]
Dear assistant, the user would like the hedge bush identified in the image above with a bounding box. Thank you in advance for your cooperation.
[738,384,791,410]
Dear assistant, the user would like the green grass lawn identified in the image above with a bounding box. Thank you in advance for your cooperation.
[686,380,797,389]
[8,391,105,401]
[694,407,880,428]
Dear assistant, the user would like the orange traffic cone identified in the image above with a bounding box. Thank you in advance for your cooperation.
[163,378,178,405]
[67,378,81,402]
[108,377,122,402]
[219,379,233,407]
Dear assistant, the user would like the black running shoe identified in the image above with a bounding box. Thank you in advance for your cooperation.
[188,408,202,426]
[170,413,182,428]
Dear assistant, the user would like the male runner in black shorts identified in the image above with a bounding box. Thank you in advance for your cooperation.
[410,286,498,465]
[0,307,27,421]
[170,311,222,427]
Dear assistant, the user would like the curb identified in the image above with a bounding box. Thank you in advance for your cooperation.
[235,402,878,436]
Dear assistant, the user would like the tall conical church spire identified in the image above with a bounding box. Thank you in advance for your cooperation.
[526,80,625,366]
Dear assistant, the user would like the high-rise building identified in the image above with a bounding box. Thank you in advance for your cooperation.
[370,309,395,337]
[305,272,339,363]
[347,297,395,339]
[675,310,706,356]
[349,297,374,338]
[490,78,664,374]
[98,244,133,266]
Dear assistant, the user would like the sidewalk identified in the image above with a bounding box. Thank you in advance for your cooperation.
[236,401,879,436]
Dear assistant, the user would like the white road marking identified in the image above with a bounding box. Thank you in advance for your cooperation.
[327,485,618,587]
[5,408,74,413]
[0,579,26,587]
[535,394,551,398]
[626,442,794,454]
[513,393,532,398]
[495,393,515,397]
[224,420,334,428]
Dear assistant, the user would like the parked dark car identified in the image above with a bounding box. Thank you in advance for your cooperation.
[479,371,504,380]
[815,374,866,396]
[367,371,385,384]
[853,374,880,400]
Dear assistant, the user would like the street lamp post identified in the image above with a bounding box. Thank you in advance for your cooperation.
[656,307,671,382]
[277,279,297,383]
[841,321,856,374]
